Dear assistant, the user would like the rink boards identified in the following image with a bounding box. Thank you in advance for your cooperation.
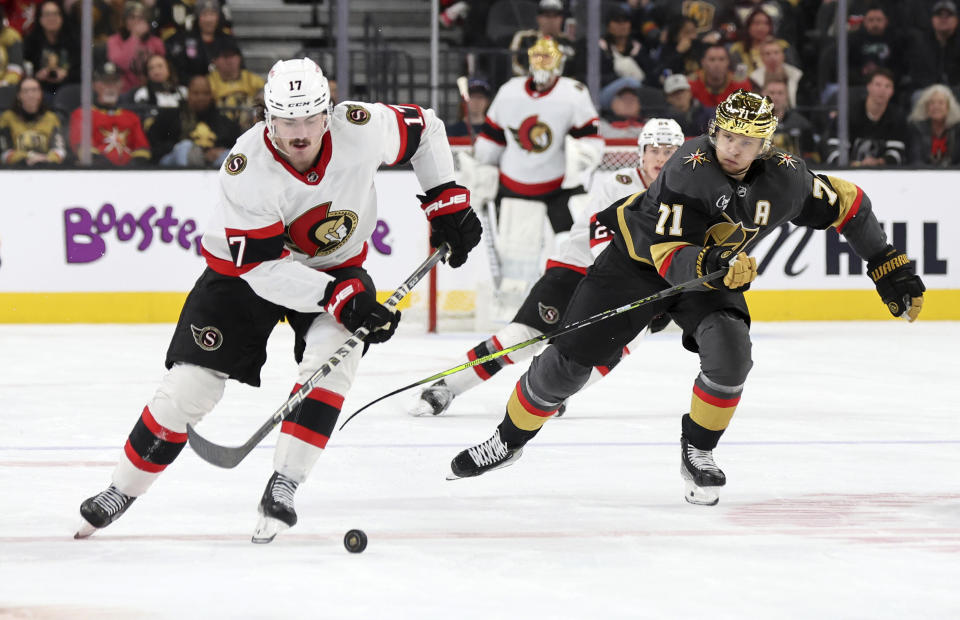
[0,168,957,322]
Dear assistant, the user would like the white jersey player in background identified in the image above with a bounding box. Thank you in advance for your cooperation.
[460,36,604,314]
[76,58,482,542]
[411,119,685,417]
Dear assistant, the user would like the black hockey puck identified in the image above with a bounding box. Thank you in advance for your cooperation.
[344,529,367,553]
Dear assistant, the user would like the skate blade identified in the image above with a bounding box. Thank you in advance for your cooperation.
[251,515,289,544]
[683,479,720,506]
[74,520,97,539]
[445,448,523,481]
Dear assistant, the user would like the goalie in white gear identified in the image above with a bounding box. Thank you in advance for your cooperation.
[465,36,604,313]
[76,57,482,542]
[412,118,684,417]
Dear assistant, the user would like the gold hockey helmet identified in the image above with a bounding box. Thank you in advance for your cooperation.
[528,36,565,86]
[710,89,778,154]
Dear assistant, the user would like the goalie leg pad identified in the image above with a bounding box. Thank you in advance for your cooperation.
[498,197,547,284]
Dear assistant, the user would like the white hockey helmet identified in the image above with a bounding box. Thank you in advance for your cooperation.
[263,58,332,143]
[638,117,684,168]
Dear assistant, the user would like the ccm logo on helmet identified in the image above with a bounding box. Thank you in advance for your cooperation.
[423,193,467,217]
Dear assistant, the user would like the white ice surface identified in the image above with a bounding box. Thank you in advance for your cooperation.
[1,321,958,619]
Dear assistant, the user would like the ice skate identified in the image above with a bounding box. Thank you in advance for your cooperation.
[252,472,299,544]
[75,485,136,538]
[680,436,726,506]
[409,380,454,417]
[447,429,523,480]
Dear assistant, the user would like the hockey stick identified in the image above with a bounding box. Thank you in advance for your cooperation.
[186,243,451,468]
[338,266,729,430]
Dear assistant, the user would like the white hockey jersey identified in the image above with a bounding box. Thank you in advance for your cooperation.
[474,76,602,197]
[201,101,455,313]
[547,166,648,271]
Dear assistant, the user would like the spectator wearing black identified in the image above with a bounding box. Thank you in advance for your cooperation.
[662,72,710,137]
[0,76,66,165]
[594,3,654,88]
[908,0,960,90]
[446,77,491,139]
[762,76,818,161]
[732,1,800,48]
[651,15,703,86]
[825,68,908,167]
[125,53,186,115]
[847,3,906,87]
[148,73,240,167]
[165,0,236,81]
[907,83,960,166]
[23,0,79,99]
[509,0,575,77]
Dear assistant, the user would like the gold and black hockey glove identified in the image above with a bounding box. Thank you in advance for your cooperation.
[697,247,758,291]
[867,246,925,321]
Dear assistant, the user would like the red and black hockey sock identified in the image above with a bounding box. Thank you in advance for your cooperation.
[685,375,742,450]
[467,336,513,380]
[124,406,187,473]
[280,384,344,448]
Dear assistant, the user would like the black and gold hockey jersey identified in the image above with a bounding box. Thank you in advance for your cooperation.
[602,135,890,288]
[0,109,67,165]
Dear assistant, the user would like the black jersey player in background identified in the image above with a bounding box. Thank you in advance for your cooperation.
[447,90,926,506]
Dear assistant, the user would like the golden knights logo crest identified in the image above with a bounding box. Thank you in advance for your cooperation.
[190,324,223,351]
[703,221,759,253]
[509,115,553,153]
[285,202,359,257]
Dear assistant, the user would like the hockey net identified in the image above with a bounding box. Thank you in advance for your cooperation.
[416,137,638,332]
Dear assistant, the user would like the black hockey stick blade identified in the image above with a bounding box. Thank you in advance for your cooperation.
[186,244,451,468]
[338,266,728,430]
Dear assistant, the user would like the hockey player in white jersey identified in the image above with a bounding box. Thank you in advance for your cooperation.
[76,58,482,542]
[462,36,604,310]
[412,118,684,417]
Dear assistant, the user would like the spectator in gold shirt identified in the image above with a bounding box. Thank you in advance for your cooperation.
[0,77,66,166]
[206,39,263,130]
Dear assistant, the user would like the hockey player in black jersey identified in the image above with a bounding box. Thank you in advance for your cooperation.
[447,90,926,506]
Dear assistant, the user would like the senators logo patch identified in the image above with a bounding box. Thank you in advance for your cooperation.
[286,202,359,257]
[616,174,633,185]
[509,115,553,153]
[346,105,370,125]
[224,153,247,175]
[538,302,560,325]
[190,325,223,351]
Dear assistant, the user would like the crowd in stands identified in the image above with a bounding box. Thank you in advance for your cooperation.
[0,0,259,168]
[4,0,960,168]
[444,0,960,167]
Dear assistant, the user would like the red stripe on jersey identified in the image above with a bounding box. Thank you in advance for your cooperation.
[467,348,491,380]
[835,185,864,233]
[595,365,611,376]
[224,221,285,240]
[292,384,345,409]
[202,246,291,276]
[484,115,503,131]
[544,259,587,275]
[658,245,685,277]
[124,440,166,473]
[514,380,557,417]
[280,421,330,448]
[140,406,187,443]
[523,77,558,98]
[499,172,563,196]
[693,384,741,408]
[262,128,333,185]
[491,335,514,365]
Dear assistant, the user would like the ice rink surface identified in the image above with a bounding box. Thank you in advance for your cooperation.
[1,321,958,619]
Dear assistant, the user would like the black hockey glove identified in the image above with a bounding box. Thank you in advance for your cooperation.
[320,278,400,343]
[696,247,758,291]
[419,182,482,268]
[648,312,672,334]
[867,245,925,322]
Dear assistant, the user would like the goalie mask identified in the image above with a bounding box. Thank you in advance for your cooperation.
[528,36,565,87]
[708,89,778,156]
[263,58,332,149]
[638,117,684,169]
